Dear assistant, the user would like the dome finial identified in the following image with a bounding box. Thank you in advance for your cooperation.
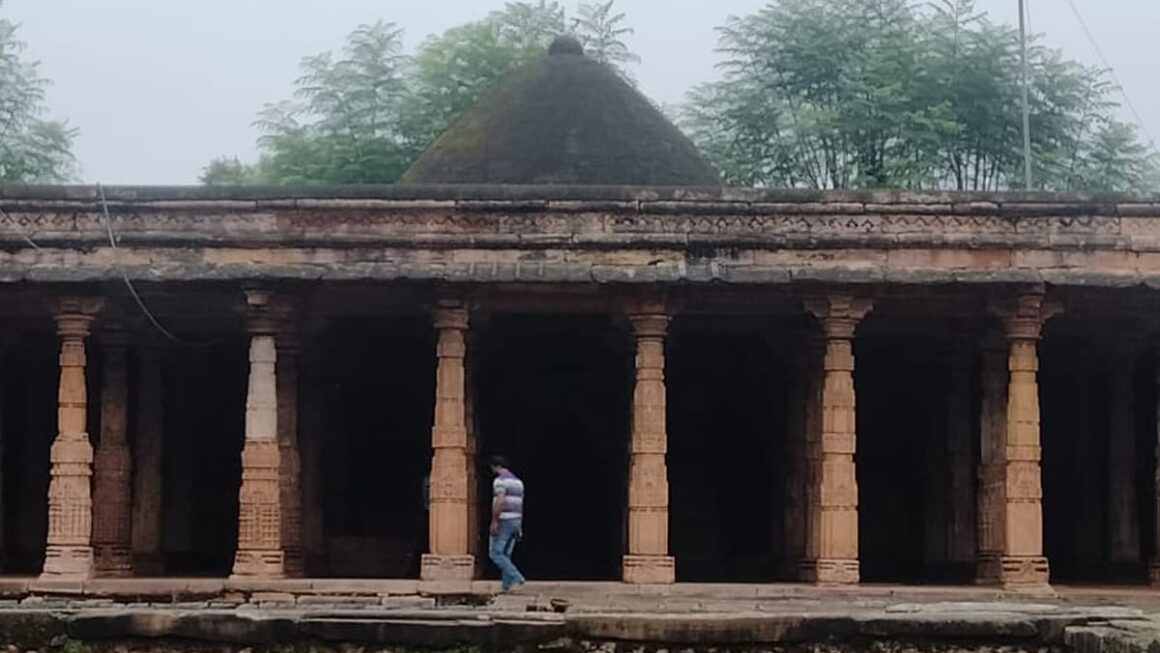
[548,34,585,57]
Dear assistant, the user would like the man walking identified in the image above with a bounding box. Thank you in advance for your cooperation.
[488,455,526,591]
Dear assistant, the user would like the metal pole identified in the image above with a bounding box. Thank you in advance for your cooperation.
[1019,0,1033,189]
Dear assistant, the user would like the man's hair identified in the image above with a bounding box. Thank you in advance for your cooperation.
[488,455,510,469]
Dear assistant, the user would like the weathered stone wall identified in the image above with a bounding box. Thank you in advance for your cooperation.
[1,186,1159,287]
[0,639,1066,653]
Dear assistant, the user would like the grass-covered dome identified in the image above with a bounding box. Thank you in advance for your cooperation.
[402,36,720,186]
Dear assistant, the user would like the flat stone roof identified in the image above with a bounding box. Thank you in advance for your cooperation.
[2,184,1159,209]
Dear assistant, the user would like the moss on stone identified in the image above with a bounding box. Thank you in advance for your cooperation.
[402,42,720,187]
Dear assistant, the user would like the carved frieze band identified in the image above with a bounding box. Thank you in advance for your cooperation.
[1,204,1156,252]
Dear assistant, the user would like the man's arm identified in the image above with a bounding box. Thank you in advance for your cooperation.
[490,488,504,535]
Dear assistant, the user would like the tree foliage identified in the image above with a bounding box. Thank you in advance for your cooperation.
[572,1,639,68]
[682,0,1158,191]
[200,156,262,186]
[0,5,76,183]
[213,1,638,186]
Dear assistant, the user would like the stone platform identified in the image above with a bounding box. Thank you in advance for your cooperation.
[0,581,1158,651]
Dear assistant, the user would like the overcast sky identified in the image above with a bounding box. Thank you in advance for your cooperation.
[4,0,1157,185]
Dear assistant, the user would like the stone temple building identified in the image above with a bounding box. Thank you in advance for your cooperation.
[1,36,1159,592]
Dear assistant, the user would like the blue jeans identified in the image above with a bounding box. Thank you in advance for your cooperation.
[489,519,525,590]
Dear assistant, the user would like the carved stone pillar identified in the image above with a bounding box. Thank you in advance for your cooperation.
[131,341,164,575]
[976,331,1008,584]
[781,333,809,580]
[422,301,474,581]
[989,291,1061,589]
[945,337,977,574]
[40,296,103,579]
[802,295,871,585]
[1151,345,1160,585]
[277,330,304,577]
[0,336,9,571]
[623,304,674,584]
[784,332,824,581]
[1108,336,1140,574]
[92,328,133,576]
[231,289,286,578]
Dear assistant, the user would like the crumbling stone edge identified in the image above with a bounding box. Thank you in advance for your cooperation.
[0,610,1154,652]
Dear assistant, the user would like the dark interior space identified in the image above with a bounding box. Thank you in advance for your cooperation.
[474,315,630,581]
[1042,335,1107,582]
[856,336,949,584]
[1041,331,1151,584]
[667,320,784,582]
[161,338,248,576]
[320,319,434,578]
[1,331,56,574]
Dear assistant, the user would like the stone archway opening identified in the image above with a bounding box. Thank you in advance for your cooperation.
[473,315,630,582]
[667,318,786,583]
[317,318,434,578]
[1040,321,1152,585]
[160,338,248,576]
[1,330,56,574]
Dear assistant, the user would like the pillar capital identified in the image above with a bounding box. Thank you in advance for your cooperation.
[805,295,873,339]
[628,312,670,339]
[619,292,671,321]
[242,288,295,335]
[50,296,104,338]
[276,328,302,355]
[433,300,469,331]
[989,292,1063,341]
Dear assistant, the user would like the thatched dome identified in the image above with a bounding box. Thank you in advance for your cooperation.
[401,36,720,186]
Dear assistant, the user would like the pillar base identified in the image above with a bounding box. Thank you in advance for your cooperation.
[622,555,675,584]
[421,554,475,581]
[800,558,859,586]
[975,553,1002,585]
[40,545,94,580]
[93,545,133,578]
[999,555,1050,590]
[230,549,285,579]
[284,548,305,578]
[1148,562,1160,586]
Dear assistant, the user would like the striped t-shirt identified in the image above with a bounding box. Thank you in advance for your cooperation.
[493,470,524,521]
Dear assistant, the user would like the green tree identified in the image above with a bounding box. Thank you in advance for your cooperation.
[254,20,412,185]
[683,0,1157,192]
[0,5,76,183]
[200,156,263,185]
[572,1,638,68]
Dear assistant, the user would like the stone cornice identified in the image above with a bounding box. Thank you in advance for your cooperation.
[3,183,1160,207]
[3,185,1160,287]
